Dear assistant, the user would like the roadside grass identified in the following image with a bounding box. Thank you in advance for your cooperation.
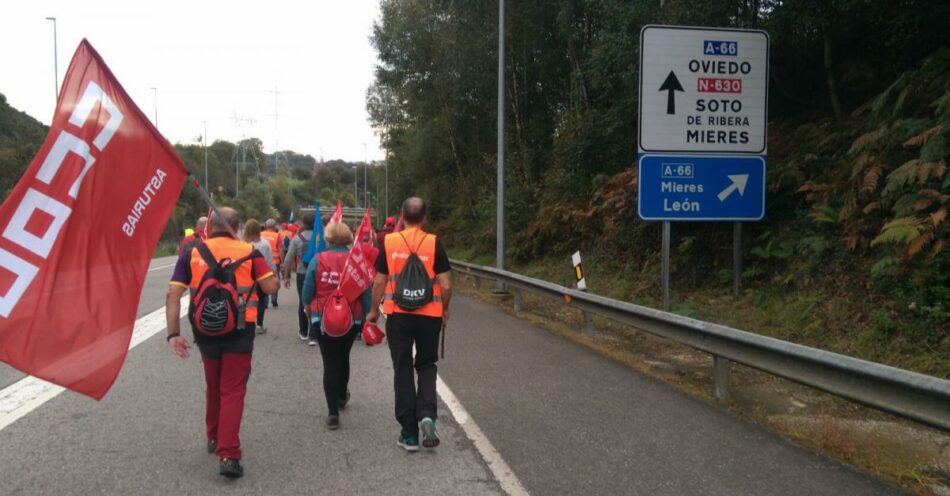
[154,241,177,258]
[449,258,950,495]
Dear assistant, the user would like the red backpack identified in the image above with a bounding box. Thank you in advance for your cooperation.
[189,243,258,337]
[310,251,363,338]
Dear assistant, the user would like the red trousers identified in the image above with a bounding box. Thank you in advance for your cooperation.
[201,352,252,460]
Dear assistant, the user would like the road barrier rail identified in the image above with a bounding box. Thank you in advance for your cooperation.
[450,259,950,432]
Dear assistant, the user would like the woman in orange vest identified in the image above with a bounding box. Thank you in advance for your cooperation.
[367,197,452,452]
[243,219,276,334]
[261,219,283,307]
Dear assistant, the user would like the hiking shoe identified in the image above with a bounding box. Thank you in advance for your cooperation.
[308,339,317,347]
[256,327,267,335]
[326,415,340,430]
[420,418,440,448]
[219,458,244,479]
[272,300,278,308]
[297,328,308,340]
[397,435,420,453]
[207,439,217,454]
[339,390,351,410]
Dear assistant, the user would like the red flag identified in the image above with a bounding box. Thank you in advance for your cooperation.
[338,210,379,302]
[330,201,343,225]
[354,208,376,247]
[0,40,187,399]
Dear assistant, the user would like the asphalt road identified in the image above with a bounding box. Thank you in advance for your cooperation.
[0,259,903,495]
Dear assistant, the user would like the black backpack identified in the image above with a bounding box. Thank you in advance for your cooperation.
[188,243,258,337]
[393,232,435,310]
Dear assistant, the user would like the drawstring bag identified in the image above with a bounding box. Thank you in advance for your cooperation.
[362,321,385,346]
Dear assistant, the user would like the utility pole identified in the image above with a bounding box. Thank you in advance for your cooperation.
[271,86,281,172]
[385,154,389,219]
[45,17,58,102]
[203,121,209,191]
[495,0,506,292]
[362,143,368,212]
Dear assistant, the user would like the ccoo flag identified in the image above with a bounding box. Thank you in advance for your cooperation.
[0,40,187,399]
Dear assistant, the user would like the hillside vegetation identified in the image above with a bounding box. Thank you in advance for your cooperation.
[368,0,950,375]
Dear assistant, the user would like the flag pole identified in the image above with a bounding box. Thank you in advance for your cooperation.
[188,175,240,240]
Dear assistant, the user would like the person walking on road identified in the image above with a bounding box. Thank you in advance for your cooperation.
[367,197,452,452]
[261,219,284,307]
[243,219,276,335]
[301,222,371,430]
[178,216,208,255]
[376,216,395,247]
[283,212,316,341]
[165,207,278,479]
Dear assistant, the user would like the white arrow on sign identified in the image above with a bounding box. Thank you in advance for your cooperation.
[717,174,750,202]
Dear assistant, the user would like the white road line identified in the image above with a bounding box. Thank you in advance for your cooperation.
[437,375,530,496]
[148,263,176,272]
[0,296,187,432]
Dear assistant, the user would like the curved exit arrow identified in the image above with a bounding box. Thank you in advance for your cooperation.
[717,174,749,202]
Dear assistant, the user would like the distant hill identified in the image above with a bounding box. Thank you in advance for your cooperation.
[0,93,47,197]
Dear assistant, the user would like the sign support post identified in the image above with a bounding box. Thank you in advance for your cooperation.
[733,222,742,297]
[661,222,671,312]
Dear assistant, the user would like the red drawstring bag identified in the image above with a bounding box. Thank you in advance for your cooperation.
[362,321,385,346]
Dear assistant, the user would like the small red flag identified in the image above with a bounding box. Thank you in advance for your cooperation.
[338,209,379,302]
[0,40,187,399]
[331,201,343,225]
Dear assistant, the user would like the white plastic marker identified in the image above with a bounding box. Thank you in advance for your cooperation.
[0,296,188,431]
[437,375,530,496]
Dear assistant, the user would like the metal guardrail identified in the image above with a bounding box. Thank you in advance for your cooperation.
[451,259,950,432]
[299,206,375,223]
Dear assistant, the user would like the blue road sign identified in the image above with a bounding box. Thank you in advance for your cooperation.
[637,155,766,221]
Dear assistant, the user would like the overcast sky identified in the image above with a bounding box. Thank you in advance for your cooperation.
[0,0,384,162]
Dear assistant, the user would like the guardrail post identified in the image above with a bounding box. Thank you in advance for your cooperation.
[714,355,731,402]
[474,277,481,291]
[584,311,594,335]
[512,288,523,311]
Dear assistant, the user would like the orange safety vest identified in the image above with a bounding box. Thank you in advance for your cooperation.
[188,236,260,324]
[261,230,281,266]
[382,228,443,318]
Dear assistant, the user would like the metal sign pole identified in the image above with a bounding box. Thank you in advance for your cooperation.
[733,222,742,297]
[494,0,506,294]
[661,221,671,312]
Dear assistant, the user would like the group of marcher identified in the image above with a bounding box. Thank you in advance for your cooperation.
[165,197,451,479]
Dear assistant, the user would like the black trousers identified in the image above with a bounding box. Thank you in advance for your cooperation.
[315,325,358,415]
[295,273,308,336]
[256,290,267,327]
[386,313,442,438]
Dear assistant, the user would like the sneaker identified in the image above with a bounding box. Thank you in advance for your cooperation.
[397,435,420,453]
[308,339,317,347]
[419,417,440,448]
[339,390,351,410]
[219,458,244,479]
[256,327,267,335]
[207,439,217,454]
[326,414,340,430]
[298,329,308,341]
[272,300,278,308]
